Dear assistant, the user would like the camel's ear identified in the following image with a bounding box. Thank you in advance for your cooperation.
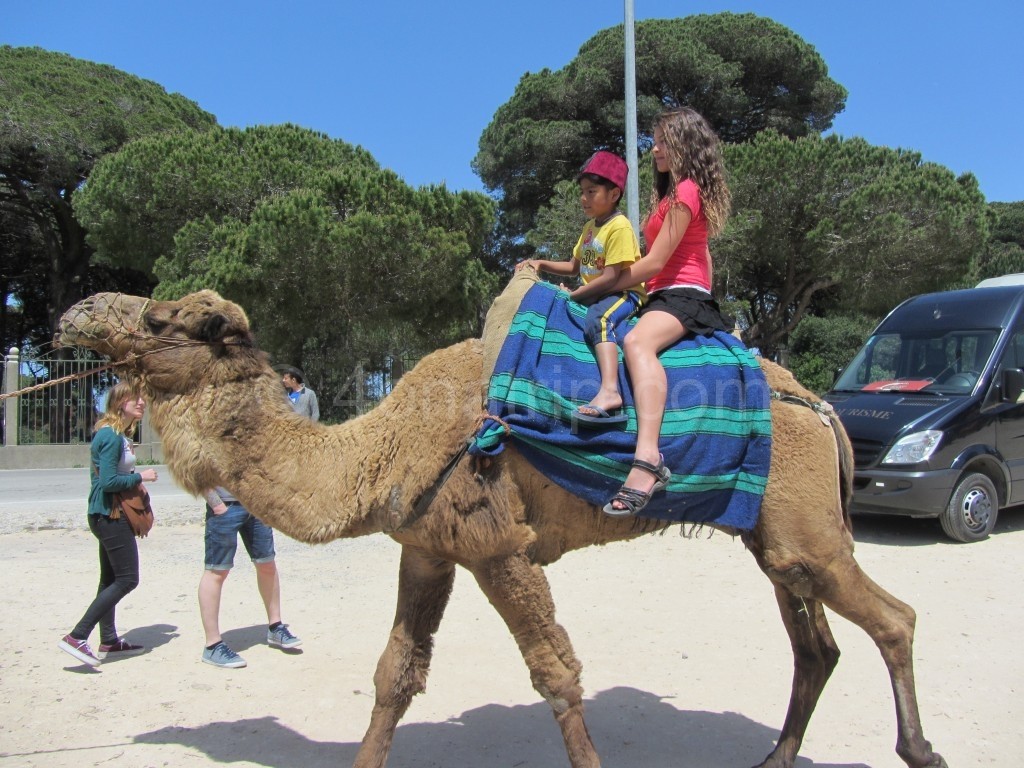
[199,314,231,342]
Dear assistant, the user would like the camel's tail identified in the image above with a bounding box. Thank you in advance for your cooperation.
[827,409,856,532]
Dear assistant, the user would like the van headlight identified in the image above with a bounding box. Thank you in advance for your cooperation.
[881,430,943,465]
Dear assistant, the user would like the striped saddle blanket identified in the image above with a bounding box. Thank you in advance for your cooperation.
[471,282,772,529]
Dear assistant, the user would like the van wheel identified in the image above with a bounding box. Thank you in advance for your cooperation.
[940,472,998,542]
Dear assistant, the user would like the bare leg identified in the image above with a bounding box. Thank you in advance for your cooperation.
[198,568,229,646]
[470,551,600,768]
[255,560,282,625]
[579,341,624,415]
[353,546,456,768]
[610,311,686,509]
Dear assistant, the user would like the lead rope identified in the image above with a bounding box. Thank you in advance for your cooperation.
[394,411,511,532]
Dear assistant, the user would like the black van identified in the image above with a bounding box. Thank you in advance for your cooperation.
[824,284,1024,542]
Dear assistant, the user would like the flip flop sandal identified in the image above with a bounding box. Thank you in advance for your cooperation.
[571,405,627,428]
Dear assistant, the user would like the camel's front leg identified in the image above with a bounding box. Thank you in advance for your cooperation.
[754,586,840,768]
[470,551,601,768]
[354,545,456,768]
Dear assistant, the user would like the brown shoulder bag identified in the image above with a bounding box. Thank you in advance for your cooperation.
[93,465,156,538]
[112,483,155,538]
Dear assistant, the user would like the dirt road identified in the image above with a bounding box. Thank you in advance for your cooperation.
[2,496,1021,767]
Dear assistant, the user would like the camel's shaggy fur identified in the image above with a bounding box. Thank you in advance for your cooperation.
[57,280,946,768]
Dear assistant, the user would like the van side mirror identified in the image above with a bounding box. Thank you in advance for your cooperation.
[1001,368,1024,403]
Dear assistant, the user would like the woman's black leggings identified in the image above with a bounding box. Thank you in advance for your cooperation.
[70,514,140,643]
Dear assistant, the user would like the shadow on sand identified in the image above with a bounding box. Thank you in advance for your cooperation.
[135,685,870,768]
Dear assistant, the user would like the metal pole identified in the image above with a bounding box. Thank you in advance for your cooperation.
[623,0,640,234]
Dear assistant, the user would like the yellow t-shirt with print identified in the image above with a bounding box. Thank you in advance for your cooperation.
[573,212,647,301]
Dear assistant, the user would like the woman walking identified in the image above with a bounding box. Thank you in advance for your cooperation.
[58,380,158,666]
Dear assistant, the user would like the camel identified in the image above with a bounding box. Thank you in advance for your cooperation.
[56,274,947,768]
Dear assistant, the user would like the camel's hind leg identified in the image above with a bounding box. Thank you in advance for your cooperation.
[813,561,947,768]
[354,545,456,768]
[755,548,947,768]
[470,551,601,768]
[754,586,840,768]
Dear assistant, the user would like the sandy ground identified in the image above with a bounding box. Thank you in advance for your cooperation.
[2,495,1022,768]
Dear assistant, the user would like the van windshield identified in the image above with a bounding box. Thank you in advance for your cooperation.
[834,329,999,394]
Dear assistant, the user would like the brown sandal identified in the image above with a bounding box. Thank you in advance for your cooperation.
[602,456,672,517]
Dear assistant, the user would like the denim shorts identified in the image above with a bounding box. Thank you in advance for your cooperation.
[204,502,276,570]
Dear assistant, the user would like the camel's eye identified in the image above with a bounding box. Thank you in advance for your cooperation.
[199,314,229,342]
[144,316,168,335]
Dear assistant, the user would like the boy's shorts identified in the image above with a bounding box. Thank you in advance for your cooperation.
[204,502,276,571]
[583,290,644,347]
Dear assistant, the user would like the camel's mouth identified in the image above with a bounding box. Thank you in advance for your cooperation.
[56,293,144,356]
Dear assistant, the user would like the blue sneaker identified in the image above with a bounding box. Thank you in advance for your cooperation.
[202,641,246,668]
[267,624,302,649]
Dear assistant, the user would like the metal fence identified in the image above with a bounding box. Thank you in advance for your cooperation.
[2,347,424,444]
[2,347,114,446]
[329,355,421,421]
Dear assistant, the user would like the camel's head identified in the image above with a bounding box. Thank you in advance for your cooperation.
[58,290,267,393]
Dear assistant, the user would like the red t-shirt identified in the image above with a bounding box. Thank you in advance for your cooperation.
[642,179,710,294]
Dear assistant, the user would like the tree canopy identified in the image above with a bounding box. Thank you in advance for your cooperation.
[473,13,847,248]
[74,123,499,417]
[979,201,1024,280]
[788,313,879,395]
[717,131,990,355]
[0,46,216,351]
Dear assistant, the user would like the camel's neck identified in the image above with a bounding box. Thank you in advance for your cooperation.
[148,340,483,545]
[148,379,381,542]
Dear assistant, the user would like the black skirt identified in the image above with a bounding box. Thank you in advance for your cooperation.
[638,287,734,337]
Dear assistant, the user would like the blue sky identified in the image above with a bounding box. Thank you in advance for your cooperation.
[6,1,1022,202]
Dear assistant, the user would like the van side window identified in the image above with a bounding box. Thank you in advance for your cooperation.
[996,331,1024,376]
[1013,333,1024,370]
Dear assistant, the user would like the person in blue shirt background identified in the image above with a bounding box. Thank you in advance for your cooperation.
[281,367,319,421]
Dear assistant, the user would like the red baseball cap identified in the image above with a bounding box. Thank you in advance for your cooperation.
[577,150,628,191]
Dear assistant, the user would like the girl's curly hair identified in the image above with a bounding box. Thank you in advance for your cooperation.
[649,107,731,237]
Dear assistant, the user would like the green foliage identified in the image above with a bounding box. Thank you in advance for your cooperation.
[977,201,1024,281]
[0,46,216,350]
[76,123,377,274]
[788,314,879,395]
[989,201,1024,248]
[75,124,499,418]
[717,131,989,356]
[474,13,846,245]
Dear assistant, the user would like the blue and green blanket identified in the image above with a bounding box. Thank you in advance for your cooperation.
[472,282,772,529]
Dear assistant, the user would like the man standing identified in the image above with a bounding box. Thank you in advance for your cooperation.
[198,486,302,668]
[282,367,319,422]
